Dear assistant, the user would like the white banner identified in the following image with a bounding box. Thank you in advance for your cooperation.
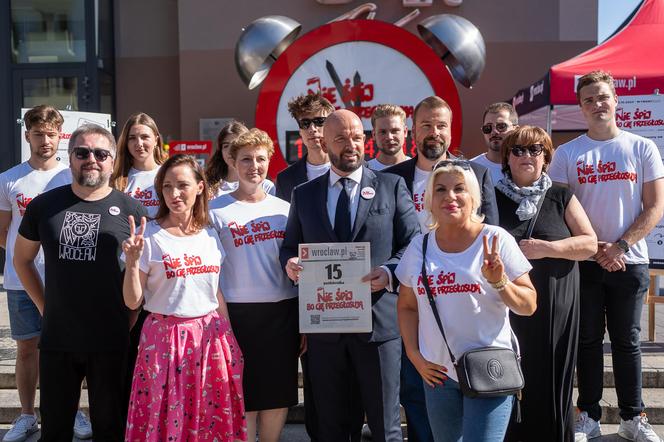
[616,95,664,268]
[20,109,112,165]
[298,242,372,333]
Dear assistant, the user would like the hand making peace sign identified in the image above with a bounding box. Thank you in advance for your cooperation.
[481,235,505,284]
[122,215,147,264]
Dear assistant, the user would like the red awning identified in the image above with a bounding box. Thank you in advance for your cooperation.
[512,0,664,116]
[550,0,664,104]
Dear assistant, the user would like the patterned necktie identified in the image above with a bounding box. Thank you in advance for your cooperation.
[334,177,352,242]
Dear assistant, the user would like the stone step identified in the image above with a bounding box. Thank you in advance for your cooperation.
[2,365,664,390]
[2,387,664,426]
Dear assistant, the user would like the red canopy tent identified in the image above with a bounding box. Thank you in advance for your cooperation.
[510,0,664,131]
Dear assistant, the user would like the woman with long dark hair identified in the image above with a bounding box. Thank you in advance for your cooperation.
[206,120,275,197]
[123,154,246,441]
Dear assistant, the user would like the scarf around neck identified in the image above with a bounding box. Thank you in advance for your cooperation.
[496,173,552,221]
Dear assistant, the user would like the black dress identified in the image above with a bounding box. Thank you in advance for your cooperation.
[498,185,579,442]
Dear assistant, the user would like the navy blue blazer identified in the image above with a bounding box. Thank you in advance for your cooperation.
[382,155,499,225]
[275,155,309,202]
[279,166,420,342]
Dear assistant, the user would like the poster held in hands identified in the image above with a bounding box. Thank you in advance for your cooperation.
[298,242,372,333]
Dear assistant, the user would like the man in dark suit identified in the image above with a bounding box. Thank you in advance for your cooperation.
[274,92,335,442]
[275,92,335,202]
[382,95,499,442]
[280,109,420,442]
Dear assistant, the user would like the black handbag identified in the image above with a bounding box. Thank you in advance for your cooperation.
[420,233,524,399]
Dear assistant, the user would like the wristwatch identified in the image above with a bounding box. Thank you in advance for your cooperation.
[616,239,630,254]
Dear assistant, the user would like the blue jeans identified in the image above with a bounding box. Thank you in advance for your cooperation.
[6,289,41,340]
[576,262,648,421]
[400,351,433,442]
[423,378,514,442]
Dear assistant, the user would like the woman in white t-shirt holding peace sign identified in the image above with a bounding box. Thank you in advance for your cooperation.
[396,160,537,441]
[122,154,246,442]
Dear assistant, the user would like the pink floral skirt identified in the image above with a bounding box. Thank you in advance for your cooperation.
[125,311,246,441]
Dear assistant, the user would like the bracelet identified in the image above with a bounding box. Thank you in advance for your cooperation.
[489,274,509,291]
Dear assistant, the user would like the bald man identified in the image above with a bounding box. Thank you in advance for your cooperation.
[280,110,420,442]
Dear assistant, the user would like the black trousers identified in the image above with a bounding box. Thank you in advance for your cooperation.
[39,350,128,442]
[308,335,402,442]
[576,262,648,421]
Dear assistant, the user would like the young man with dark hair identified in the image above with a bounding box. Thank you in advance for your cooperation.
[471,102,518,185]
[275,92,335,202]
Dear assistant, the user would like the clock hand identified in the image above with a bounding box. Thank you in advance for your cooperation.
[325,60,352,109]
[353,71,362,109]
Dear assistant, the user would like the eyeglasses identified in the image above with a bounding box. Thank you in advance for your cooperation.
[510,144,544,157]
[297,117,326,130]
[481,122,511,134]
[72,147,114,162]
[433,159,472,171]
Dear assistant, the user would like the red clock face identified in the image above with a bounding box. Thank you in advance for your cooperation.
[255,19,462,176]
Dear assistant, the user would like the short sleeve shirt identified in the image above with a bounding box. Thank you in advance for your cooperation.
[18,186,147,351]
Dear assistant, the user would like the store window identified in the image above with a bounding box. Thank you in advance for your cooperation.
[11,0,86,63]
[22,77,78,110]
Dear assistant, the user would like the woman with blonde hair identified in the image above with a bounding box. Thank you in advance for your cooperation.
[209,128,298,442]
[111,112,167,217]
[396,160,537,441]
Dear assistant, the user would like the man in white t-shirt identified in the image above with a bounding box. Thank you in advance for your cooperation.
[471,102,518,185]
[275,92,334,203]
[367,104,411,171]
[0,105,87,442]
[549,71,664,442]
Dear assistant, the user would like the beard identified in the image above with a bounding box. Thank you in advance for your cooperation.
[329,150,362,173]
[74,165,110,188]
[31,145,57,160]
[419,136,448,160]
[379,142,402,156]
[488,138,502,152]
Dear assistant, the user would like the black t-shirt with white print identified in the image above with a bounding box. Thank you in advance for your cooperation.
[18,185,147,352]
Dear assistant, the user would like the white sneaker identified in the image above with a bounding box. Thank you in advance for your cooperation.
[73,410,93,440]
[618,413,662,442]
[2,414,38,442]
[574,411,601,441]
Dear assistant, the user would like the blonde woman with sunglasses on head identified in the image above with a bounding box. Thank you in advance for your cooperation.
[396,160,536,442]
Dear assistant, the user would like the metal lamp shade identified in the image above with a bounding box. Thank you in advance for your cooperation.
[417,14,486,88]
[235,16,302,90]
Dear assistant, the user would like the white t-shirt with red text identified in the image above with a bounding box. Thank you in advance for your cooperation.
[548,130,664,264]
[134,221,223,317]
[209,193,296,303]
[0,161,71,290]
[412,166,431,231]
[395,225,531,382]
[125,167,160,218]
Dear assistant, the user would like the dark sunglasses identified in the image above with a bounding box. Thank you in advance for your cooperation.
[481,122,510,134]
[297,117,326,130]
[433,159,472,171]
[72,147,114,162]
[511,144,544,157]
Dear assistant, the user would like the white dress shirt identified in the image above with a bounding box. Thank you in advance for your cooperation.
[326,166,395,291]
[327,167,363,228]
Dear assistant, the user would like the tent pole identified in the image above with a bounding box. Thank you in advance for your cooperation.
[546,105,553,135]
